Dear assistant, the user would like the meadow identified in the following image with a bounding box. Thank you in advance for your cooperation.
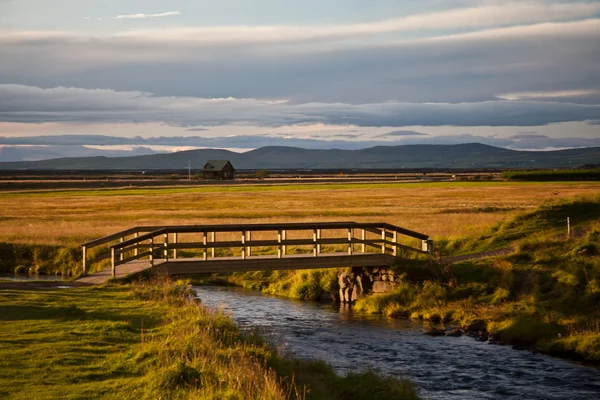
[2,181,599,247]
[0,279,418,399]
[1,180,599,275]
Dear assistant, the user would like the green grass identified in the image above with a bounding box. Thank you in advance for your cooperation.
[4,180,598,199]
[440,194,600,254]
[0,280,419,399]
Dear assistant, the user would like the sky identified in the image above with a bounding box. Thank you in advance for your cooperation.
[0,0,599,156]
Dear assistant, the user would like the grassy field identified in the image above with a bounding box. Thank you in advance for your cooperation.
[2,181,599,247]
[0,280,418,400]
[1,180,599,275]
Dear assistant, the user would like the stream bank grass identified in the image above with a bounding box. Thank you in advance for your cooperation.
[355,196,600,362]
[0,279,419,399]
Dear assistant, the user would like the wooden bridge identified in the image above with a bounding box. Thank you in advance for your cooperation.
[77,222,433,284]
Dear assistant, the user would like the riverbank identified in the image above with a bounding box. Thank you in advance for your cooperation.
[0,279,419,400]
[206,196,600,364]
[355,196,600,363]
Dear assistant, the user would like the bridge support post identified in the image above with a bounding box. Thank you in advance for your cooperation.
[348,228,353,255]
[82,245,87,276]
[173,233,178,259]
[242,230,247,260]
[393,230,398,256]
[381,228,386,254]
[361,229,366,253]
[111,247,116,278]
[163,232,169,261]
[203,231,207,260]
[134,232,139,257]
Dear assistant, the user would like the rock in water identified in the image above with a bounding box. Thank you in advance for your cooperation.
[424,327,446,336]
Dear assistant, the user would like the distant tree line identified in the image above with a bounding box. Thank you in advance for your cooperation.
[502,169,600,181]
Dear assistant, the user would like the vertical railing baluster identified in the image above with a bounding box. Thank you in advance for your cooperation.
[163,232,169,261]
[82,245,87,276]
[247,230,252,257]
[150,237,154,266]
[173,232,178,259]
[211,231,216,258]
[282,230,286,256]
[119,237,124,261]
[348,228,353,255]
[361,229,366,253]
[242,230,246,260]
[111,247,116,278]
[203,230,208,260]
[278,229,282,259]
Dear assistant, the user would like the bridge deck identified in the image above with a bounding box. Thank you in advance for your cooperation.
[76,253,398,285]
[76,259,156,285]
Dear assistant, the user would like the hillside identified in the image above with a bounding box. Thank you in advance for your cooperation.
[0,143,599,170]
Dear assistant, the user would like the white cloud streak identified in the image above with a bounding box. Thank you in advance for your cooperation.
[112,11,181,20]
[497,90,600,101]
[112,2,600,43]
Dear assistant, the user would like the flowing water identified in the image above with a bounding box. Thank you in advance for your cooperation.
[195,286,600,400]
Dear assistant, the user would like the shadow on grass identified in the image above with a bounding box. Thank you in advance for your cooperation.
[0,304,161,329]
[0,304,88,321]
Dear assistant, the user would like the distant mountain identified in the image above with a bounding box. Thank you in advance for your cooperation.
[0,145,157,162]
[0,144,598,170]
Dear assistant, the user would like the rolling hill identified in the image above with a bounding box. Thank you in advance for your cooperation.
[0,144,598,170]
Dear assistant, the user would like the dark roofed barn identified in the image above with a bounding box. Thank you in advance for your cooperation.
[202,160,235,180]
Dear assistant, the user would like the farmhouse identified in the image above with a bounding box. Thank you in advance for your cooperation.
[201,160,235,180]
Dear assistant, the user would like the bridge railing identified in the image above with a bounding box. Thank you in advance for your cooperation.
[82,222,433,278]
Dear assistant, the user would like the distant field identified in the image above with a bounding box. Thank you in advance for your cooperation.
[1,181,599,247]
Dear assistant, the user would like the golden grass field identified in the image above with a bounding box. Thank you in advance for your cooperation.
[1,181,599,246]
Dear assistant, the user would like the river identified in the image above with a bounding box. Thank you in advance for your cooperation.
[195,285,600,400]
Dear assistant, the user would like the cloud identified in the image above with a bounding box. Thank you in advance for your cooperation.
[112,11,181,20]
[0,17,597,105]
[1,84,599,128]
[0,144,158,162]
[110,2,600,43]
[186,128,209,132]
[375,130,428,138]
[497,90,600,101]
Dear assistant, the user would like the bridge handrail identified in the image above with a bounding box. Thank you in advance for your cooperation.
[81,222,432,278]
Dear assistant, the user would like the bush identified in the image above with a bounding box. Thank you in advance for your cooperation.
[254,169,270,179]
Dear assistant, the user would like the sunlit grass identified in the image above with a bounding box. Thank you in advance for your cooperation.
[1,181,599,248]
[0,280,420,399]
